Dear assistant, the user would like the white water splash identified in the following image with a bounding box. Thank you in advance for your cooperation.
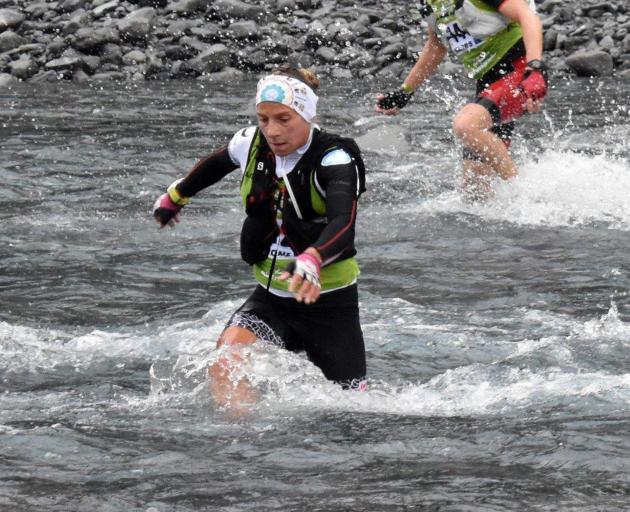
[4,298,629,419]
[417,149,630,229]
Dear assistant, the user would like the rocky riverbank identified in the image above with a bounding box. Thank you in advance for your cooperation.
[1,0,629,87]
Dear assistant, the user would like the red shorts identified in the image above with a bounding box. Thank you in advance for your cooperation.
[476,56,528,125]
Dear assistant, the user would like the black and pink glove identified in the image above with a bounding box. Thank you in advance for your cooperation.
[153,179,189,227]
[285,252,321,288]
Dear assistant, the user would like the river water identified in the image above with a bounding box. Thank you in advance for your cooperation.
[1,75,629,511]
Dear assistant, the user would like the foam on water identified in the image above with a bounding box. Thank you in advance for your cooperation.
[143,302,630,420]
[417,149,630,229]
[3,295,628,419]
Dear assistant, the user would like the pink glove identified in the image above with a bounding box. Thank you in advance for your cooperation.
[285,252,321,287]
[153,193,181,227]
[153,180,188,227]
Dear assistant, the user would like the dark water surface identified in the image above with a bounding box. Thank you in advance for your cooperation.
[1,75,629,511]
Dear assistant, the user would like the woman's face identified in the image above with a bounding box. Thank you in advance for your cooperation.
[256,102,311,156]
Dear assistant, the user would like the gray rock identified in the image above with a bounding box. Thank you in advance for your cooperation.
[197,65,245,82]
[342,47,374,69]
[118,7,156,41]
[46,55,84,71]
[100,43,123,64]
[315,46,336,63]
[599,35,615,50]
[123,49,146,64]
[349,20,371,38]
[376,60,405,77]
[233,47,266,69]
[543,28,557,51]
[330,66,353,80]
[277,0,297,14]
[566,50,614,76]
[167,0,206,14]
[186,43,230,74]
[165,20,192,38]
[189,25,220,42]
[378,42,406,58]
[92,0,119,18]
[287,52,314,69]
[179,36,212,53]
[226,20,259,40]
[0,30,24,52]
[81,55,101,73]
[73,68,90,82]
[144,51,164,77]
[90,71,126,80]
[63,10,91,35]
[0,9,25,31]
[212,0,266,20]
[371,27,394,40]
[72,26,120,53]
[29,70,60,82]
[24,3,50,20]
[355,124,410,154]
[9,56,38,79]
[164,44,194,60]
[59,0,88,14]
[12,43,46,58]
[0,72,16,87]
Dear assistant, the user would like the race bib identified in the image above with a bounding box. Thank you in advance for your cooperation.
[441,20,483,54]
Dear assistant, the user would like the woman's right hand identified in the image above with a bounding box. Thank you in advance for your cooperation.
[153,193,182,228]
[375,88,414,115]
[153,179,189,228]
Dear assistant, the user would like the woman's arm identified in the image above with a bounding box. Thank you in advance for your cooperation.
[311,154,360,263]
[176,146,238,198]
[153,146,238,227]
[402,27,449,92]
[497,0,543,62]
[279,152,359,304]
[376,27,447,113]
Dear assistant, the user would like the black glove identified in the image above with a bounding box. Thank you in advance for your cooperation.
[377,88,413,110]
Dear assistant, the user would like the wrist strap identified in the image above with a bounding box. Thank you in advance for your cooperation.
[401,83,414,95]
[167,179,190,206]
[297,252,321,272]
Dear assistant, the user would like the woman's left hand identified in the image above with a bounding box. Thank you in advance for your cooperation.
[279,251,322,304]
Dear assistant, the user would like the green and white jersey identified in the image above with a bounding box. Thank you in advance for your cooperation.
[229,127,361,296]
[422,0,535,79]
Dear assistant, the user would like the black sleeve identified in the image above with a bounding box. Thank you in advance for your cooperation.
[480,0,507,9]
[176,146,238,198]
[311,157,359,263]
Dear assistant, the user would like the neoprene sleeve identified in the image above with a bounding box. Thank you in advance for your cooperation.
[481,0,507,9]
[312,159,359,262]
[176,146,237,198]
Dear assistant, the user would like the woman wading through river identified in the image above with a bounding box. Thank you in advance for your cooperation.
[154,65,368,408]
[376,0,548,199]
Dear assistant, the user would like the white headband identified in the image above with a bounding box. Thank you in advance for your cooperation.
[255,74,318,123]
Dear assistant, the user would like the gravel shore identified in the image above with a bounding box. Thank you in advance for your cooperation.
[1,0,629,86]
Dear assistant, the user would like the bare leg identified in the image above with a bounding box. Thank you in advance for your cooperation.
[208,326,259,409]
[453,103,517,187]
[460,159,497,202]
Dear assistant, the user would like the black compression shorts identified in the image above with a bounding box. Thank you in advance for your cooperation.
[226,284,366,388]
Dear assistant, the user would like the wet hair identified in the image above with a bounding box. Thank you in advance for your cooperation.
[272,63,320,91]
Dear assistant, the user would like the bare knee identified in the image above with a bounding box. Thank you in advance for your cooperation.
[452,104,492,143]
[452,114,472,142]
[216,326,257,348]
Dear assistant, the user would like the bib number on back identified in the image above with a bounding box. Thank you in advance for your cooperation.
[442,20,482,54]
